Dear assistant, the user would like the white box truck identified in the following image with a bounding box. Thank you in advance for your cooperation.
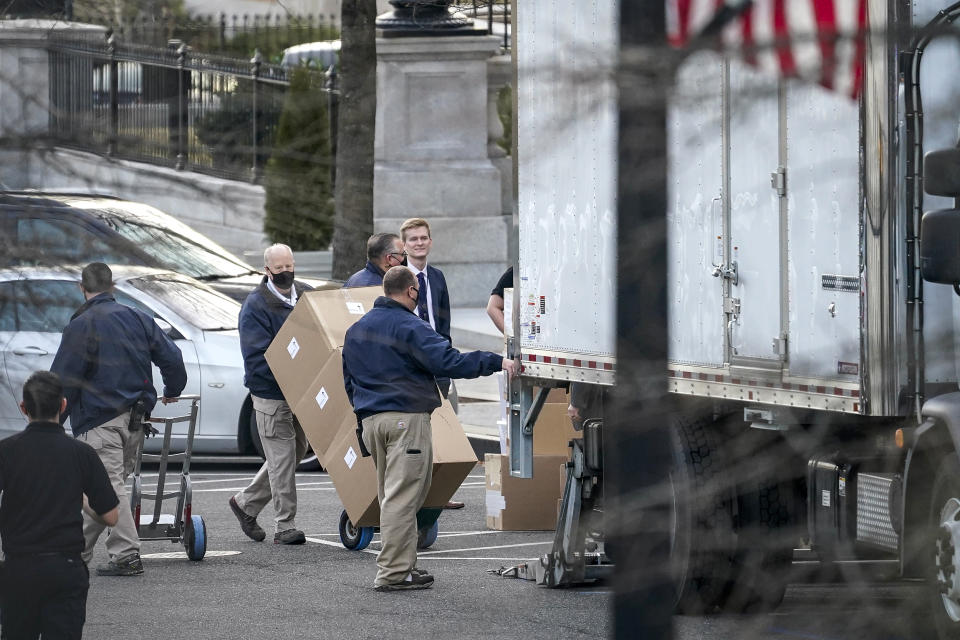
[508,0,960,634]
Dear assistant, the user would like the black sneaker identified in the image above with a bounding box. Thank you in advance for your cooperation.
[96,554,144,576]
[229,497,266,542]
[274,528,306,545]
[374,572,435,592]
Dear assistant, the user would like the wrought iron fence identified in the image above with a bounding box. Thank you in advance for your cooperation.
[47,31,337,184]
[461,1,511,50]
[109,13,340,61]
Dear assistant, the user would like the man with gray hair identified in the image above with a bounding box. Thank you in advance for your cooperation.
[229,244,312,545]
[343,232,406,288]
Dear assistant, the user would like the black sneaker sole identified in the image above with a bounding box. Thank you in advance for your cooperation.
[374,581,434,592]
[274,531,306,545]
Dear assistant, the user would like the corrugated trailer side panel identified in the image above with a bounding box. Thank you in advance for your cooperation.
[516,0,618,384]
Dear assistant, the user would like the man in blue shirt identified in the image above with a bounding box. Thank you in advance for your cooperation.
[52,262,186,577]
[344,232,405,288]
[342,267,517,591]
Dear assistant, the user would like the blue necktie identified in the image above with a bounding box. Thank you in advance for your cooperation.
[416,272,429,322]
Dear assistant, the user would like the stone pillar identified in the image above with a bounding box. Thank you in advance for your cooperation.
[487,53,512,217]
[0,20,106,185]
[374,35,508,307]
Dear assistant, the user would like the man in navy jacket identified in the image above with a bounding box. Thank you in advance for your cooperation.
[229,244,313,546]
[51,262,186,576]
[342,267,517,591]
[343,232,405,288]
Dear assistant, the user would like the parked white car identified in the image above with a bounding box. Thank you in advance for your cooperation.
[0,266,258,456]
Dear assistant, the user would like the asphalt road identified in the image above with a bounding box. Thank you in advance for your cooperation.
[82,463,931,640]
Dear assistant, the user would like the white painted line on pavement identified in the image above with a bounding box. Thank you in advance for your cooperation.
[188,486,338,493]
[141,550,242,560]
[418,541,553,555]
[457,482,486,487]
[436,530,504,538]
[305,537,378,555]
[417,557,540,562]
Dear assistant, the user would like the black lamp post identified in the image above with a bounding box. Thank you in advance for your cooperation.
[376,0,485,36]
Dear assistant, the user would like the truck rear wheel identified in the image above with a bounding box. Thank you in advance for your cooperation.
[720,478,794,612]
[670,410,736,613]
[928,454,960,639]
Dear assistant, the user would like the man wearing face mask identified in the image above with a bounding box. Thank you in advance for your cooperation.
[343,233,406,288]
[342,267,518,591]
[229,244,312,545]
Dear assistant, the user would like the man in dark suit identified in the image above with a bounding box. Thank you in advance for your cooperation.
[399,217,462,510]
[399,218,451,345]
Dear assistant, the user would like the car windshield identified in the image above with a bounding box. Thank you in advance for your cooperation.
[126,274,239,330]
[66,201,257,280]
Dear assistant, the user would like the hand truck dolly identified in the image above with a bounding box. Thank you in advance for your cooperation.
[337,507,441,552]
[129,395,207,561]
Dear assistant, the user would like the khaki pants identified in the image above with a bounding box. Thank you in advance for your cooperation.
[361,412,432,587]
[78,413,142,564]
[233,397,308,532]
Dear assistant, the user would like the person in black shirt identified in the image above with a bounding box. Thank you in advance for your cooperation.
[0,371,119,640]
[486,266,513,334]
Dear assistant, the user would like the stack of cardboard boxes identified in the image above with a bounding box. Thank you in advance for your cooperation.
[484,389,578,531]
[264,287,478,528]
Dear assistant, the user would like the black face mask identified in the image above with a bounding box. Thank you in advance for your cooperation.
[270,269,295,289]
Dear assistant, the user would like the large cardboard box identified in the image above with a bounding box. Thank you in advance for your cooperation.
[267,285,478,528]
[324,401,479,527]
[292,350,354,459]
[485,453,568,531]
[265,287,381,408]
[534,400,579,456]
[323,415,381,526]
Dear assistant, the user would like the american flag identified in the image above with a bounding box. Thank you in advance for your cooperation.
[667,0,869,99]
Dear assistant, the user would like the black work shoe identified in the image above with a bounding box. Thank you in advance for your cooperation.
[96,554,144,576]
[374,572,435,592]
[411,567,431,577]
[274,528,306,545]
[229,497,266,542]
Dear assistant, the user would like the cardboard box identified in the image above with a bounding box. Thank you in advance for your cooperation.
[266,284,478,528]
[533,400,579,456]
[503,390,578,457]
[323,401,479,527]
[485,453,568,531]
[292,350,354,460]
[323,415,381,526]
[265,287,381,408]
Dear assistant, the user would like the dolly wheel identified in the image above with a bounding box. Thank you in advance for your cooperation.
[417,520,439,550]
[339,510,374,550]
[184,515,207,561]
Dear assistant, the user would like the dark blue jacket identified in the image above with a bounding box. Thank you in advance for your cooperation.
[342,297,502,418]
[344,262,385,288]
[51,293,187,436]
[239,277,312,400]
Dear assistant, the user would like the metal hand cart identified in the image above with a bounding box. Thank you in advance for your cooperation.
[129,395,207,561]
[337,507,441,552]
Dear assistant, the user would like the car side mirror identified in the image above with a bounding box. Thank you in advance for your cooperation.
[920,209,960,285]
[924,148,960,197]
[154,317,183,340]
